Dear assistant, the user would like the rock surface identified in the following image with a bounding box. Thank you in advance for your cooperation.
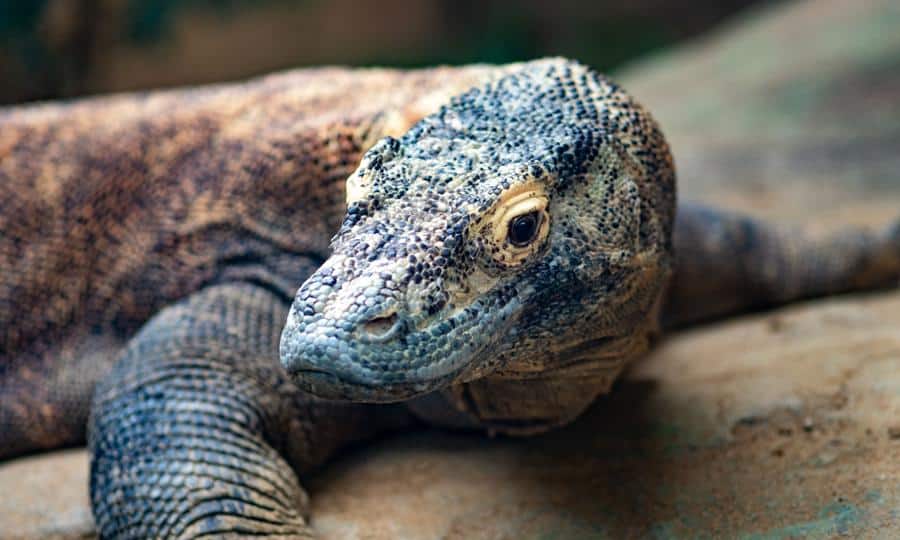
[2,0,899,538]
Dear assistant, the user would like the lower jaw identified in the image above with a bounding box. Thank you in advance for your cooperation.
[290,369,447,403]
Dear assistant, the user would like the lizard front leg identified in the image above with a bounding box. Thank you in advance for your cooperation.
[89,283,409,539]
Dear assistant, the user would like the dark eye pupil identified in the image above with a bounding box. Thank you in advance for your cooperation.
[508,211,540,247]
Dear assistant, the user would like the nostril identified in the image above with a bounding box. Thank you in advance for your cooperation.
[361,313,399,338]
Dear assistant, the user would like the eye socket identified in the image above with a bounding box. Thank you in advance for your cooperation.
[507,211,542,247]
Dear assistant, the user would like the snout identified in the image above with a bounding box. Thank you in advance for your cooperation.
[278,243,501,402]
[278,263,457,402]
[279,301,447,402]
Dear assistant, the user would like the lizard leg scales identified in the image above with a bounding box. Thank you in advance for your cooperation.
[89,283,408,538]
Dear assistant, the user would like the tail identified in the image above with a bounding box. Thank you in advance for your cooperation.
[663,204,900,328]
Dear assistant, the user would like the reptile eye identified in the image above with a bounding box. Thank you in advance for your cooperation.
[508,211,541,247]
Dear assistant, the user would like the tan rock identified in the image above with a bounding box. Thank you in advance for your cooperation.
[0,450,92,540]
[307,291,900,539]
[4,290,899,539]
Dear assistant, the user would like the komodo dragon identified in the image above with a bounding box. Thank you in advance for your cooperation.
[2,58,898,538]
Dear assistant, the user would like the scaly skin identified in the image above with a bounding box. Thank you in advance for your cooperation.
[1,58,898,538]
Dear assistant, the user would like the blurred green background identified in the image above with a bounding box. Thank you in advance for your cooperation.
[0,0,777,105]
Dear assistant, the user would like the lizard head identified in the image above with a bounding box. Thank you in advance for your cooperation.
[280,58,676,402]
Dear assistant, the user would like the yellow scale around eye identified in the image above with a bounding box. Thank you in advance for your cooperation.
[489,182,550,264]
[345,168,372,204]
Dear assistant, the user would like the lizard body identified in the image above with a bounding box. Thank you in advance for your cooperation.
[1,58,897,538]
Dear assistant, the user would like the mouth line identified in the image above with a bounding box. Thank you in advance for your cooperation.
[282,294,524,402]
[288,367,456,403]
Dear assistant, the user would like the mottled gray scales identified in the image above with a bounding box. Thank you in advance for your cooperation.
[0,58,897,538]
[281,60,675,419]
[89,283,408,538]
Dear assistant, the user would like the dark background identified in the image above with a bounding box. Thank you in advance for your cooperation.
[0,0,777,105]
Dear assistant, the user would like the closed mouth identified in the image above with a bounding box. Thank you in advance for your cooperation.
[282,295,520,403]
[288,367,450,403]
